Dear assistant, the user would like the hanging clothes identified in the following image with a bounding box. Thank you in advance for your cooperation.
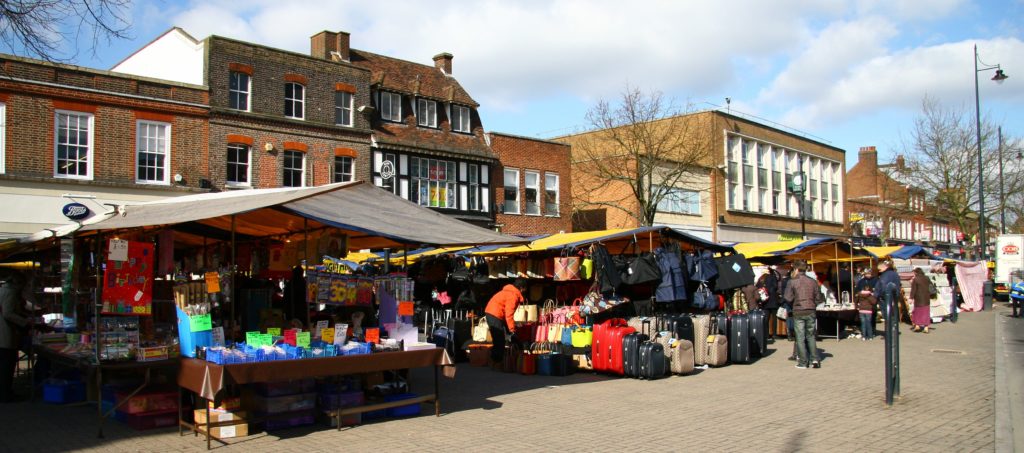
[654,244,687,303]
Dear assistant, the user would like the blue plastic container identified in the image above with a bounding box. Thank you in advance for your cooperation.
[43,380,85,404]
[384,393,422,417]
[176,307,212,358]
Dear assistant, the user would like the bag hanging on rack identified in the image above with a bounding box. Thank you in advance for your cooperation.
[691,282,714,310]
[514,303,538,323]
[571,326,593,347]
[567,299,586,325]
[472,317,492,343]
[554,254,582,281]
[561,325,575,346]
[581,258,594,280]
[621,252,662,285]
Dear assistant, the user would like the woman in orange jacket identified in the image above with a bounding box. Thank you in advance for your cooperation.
[484,278,528,367]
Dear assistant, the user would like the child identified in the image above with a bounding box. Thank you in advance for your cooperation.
[855,287,877,340]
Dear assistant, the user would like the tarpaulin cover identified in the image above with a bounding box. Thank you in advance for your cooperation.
[955,261,988,312]
[864,246,903,258]
[474,226,733,256]
[77,182,527,249]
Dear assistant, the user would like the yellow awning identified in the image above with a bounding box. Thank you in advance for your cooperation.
[732,241,805,260]
[864,246,903,258]
[474,229,638,256]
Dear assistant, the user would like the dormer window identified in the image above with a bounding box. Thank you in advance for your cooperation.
[451,105,470,133]
[380,91,401,122]
[417,99,437,128]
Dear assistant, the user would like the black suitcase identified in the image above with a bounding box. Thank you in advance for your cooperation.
[661,315,695,344]
[638,341,667,379]
[622,331,649,378]
[715,313,729,336]
[748,309,768,358]
[728,313,751,364]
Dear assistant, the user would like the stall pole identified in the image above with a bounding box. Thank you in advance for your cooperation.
[384,249,391,274]
[304,217,311,329]
[230,215,236,334]
[94,234,104,437]
[434,364,440,416]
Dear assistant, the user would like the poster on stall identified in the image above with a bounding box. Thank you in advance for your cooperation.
[102,239,154,315]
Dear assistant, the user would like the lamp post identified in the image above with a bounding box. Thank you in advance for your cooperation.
[974,44,1008,259]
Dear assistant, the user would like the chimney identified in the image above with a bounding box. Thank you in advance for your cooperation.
[433,52,453,75]
[311,30,350,62]
[895,154,906,170]
[858,146,878,168]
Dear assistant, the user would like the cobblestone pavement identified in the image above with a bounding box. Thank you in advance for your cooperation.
[0,306,1002,453]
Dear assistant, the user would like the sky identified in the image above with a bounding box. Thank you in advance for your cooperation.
[60,0,1024,170]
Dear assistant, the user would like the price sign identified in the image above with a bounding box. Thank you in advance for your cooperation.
[314,320,329,339]
[259,334,273,347]
[334,323,348,346]
[365,327,380,344]
[284,329,297,346]
[267,327,281,336]
[189,314,212,332]
[205,272,221,293]
[211,327,225,346]
[321,328,335,344]
[398,301,415,317]
[296,331,311,348]
[246,331,260,346]
[109,239,129,262]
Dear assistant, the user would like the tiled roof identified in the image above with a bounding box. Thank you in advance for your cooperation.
[349,49,478,107]
[375,122,497,161]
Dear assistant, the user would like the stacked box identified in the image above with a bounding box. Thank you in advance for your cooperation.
[124,411,178,430]
[318,390,364,427]
[194,409,249,439]
[116,391,178,414]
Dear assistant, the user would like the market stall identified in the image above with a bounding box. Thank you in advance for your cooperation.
[12,181,526,444]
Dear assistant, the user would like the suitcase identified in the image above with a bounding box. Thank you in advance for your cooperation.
[705,316,728,367]
[622,331,649,378]
[655,334,674,362]
[636,319,666,379]
[692,315,711,366]
[728,313,751,364]
[593,318,627,372]
[715,313,729,336]
[662,315,695,344]
[669,339,695,375]
[607,326,636,376]
[748,309,768,358]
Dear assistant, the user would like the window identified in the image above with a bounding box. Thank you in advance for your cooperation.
[524,170,540,215]
[333,156,353,183]
[656,186,700,215]
[284,82,304,119]
[54,111,93,179]
[380,92,401,122]
[335,91,353,126]
[229,72,250,111]
[451,105,470,132]
[467,164,480,211]
[226,144,250,186]
[410,157,457,208]
[544,173,559,216]
[283,150,305,187]
[503,168,520,214]
[417,99,437,128]
[0,103,5,174]
[136,121,170,184]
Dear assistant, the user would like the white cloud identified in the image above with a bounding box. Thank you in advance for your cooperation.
[853,0,967,21]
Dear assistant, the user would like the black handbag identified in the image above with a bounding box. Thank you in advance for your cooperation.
[713,254,755,291]
[621,252,663,285]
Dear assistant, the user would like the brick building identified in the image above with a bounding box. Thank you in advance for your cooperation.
[0,54,209,238]
[558,110,847,242]
[488,132,572,236]
[846,145,962,254]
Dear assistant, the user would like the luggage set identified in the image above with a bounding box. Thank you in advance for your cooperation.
[590,309,770,379]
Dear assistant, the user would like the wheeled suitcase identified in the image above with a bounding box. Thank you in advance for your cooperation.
[622,331,649,378]
[705,317,728,367]
[663,315,695,344]
[636,320,666,379]
[748,309,768,358]
[669,339,695,375]
[593,318,627,372]
[607,325,635,376]
[728,313,751,364]
[692,315,711,366]
[715,312,729,336]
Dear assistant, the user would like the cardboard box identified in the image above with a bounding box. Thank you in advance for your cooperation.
[208,397,241,411]
[193,409,249,439]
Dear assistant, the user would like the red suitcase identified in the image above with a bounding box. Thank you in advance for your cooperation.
[593,318,627,372]
[606,326,635,375]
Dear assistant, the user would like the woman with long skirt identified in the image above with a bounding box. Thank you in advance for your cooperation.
[909,268,932,333]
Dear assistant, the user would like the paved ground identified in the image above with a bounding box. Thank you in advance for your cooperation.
[0,304,1014,453]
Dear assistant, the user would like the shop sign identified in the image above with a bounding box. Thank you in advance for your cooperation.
[1003,244,1020,255]
[957,232,965,241]
[62,202,90,220]
[778,233,803,241]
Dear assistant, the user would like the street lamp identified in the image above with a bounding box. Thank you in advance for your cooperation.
[974,44,1008,259]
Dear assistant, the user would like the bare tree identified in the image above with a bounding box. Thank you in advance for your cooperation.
[901,97,1022,247]
[0,0,133,62]
[849,161,917,245]
[565,86,713,227]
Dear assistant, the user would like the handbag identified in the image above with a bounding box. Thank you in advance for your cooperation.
[776,305,788,320]
[581,258,594,280]
[691,282,714,310]
[571,326,593,347]
[514,304,538,323]
[548,323,564,345]
[437,291,452,306]
[560,324,574,346]
[573,353,593,370]
[554,255,582,281]
[621,252,662,285]
[567,299,586,325]
[472,317,492,343]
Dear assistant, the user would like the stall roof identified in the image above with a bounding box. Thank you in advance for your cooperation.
[864,246,903,258]
[772,238,871,263]
[889,245,927,260]
[732,240,805,260]
[76,181,527,249]
[474,226,733,256]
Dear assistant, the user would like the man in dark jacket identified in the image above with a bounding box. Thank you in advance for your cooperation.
[874,259,901,325]
[783,260,822,369]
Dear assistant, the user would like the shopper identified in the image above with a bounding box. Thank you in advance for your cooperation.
[946,263,959,323]
[874,259,901,325]
[484,278,527,369]
[783,261,823,369]
[855,275,877,340]
[0,270,32,403]
[757,266,783,338]
[909,268,932,333]
[855,268,878,335]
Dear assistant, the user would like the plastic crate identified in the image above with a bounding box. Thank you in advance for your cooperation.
[43,380,85,404]
[115,390,178,414]
[261,410,314,431]
[176,307,213,358]
[245,392,316,414]
[384,393,422,417]
[252,379,315,397]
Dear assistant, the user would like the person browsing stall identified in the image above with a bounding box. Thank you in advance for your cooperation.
[909,268,932,333]
[0,270,32,403]
[874,259,901,323]
[484,278,528,369]
[783,260,823,369]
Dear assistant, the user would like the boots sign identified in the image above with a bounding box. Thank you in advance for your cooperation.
[61,202,90,220]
